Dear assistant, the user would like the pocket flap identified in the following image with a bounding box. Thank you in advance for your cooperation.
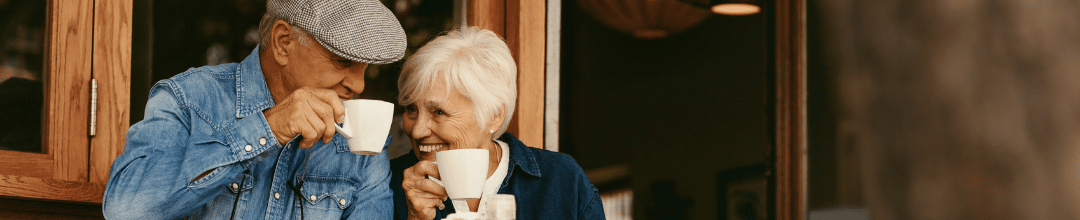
[295,175,358,209]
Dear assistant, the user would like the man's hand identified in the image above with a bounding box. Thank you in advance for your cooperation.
[264,87,345,149]
[403,161,448,220]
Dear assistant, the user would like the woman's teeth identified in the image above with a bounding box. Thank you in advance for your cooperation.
[419,144,445,152]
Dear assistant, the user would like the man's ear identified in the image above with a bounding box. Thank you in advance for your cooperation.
[270,20,295,66]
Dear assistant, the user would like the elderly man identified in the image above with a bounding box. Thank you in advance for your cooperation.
[102,0,405,219]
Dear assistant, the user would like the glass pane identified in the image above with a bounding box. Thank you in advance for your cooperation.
[0,0,47,153]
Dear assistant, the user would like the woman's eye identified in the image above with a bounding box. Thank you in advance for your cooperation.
[434,109,447,116]
[405,105,418,113]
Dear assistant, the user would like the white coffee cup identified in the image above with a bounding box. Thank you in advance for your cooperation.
[428,149,489,200]
[333,99,395,155]
[443,212,481,220]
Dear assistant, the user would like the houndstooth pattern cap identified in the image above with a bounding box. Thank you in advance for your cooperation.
[267,0,406,64]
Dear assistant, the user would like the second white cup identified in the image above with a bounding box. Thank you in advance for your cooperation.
[430,149,489,200]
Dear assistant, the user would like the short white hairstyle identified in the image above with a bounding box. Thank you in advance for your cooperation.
[398,26,517,140]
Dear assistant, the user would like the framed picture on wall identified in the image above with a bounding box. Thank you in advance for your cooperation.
[717,164,768,220]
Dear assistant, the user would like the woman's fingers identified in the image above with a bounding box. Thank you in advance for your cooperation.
[403,161,448,199]
[414,161,441,180]
[405,186,444,220]
[415,178,448,199]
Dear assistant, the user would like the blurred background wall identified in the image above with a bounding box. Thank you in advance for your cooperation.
[810,0,1080,219]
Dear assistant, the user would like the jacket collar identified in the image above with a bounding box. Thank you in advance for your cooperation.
[235,46,276,118]
[499,133,542,178]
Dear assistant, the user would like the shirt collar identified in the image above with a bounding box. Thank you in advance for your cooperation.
[499,133,542,178]
[235,46,276,118]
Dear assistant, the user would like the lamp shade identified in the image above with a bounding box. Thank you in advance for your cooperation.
[710,0,760,15]
[577,0,712,39]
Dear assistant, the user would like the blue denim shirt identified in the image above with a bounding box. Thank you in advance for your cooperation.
[390,133,606,220]
[103,47,393,220]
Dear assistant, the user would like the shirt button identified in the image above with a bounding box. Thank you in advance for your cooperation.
[259,138,267,145]
[309,195,317,201]
[274,192,280,199]
[244,144,253,152]
[339,199,346,205]
[231,183,239,190]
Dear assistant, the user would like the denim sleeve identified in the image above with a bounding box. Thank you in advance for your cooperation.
[570,154,606,220]
[103,82,280,219]
[341,138,394,220]
[579,184,607,220]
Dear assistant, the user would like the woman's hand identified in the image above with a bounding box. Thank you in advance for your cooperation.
[403,161,449,220]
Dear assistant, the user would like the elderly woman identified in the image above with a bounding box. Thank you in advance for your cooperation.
[388,27,605,220]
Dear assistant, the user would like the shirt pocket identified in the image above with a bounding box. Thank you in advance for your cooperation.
[294,175,358,218]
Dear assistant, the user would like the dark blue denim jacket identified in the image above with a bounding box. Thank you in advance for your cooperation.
[390,133,606,220]
[103,47,393,220]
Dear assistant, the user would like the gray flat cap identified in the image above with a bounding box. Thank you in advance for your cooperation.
[268,0,406,64]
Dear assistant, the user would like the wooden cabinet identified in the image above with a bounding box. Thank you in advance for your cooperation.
[0,0,130,218]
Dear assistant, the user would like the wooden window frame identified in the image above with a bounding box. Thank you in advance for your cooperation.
[770,0,807,219]
[0,0,130,204]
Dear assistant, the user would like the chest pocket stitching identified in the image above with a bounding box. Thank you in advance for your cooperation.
[296,175,357,209]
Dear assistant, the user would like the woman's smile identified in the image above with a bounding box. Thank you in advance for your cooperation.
[417,143,446,152]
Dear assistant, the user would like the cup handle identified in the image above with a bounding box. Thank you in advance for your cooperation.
[334,110,353,138]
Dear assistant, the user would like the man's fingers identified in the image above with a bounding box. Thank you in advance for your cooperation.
[306,100,338,143]
[298,119,319,149]
[307,88,346,124]
[331,99,345,124]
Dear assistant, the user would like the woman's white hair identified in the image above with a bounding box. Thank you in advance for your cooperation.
[398,26,517,140]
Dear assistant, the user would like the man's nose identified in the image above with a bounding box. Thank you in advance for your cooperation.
[342,68,366,96]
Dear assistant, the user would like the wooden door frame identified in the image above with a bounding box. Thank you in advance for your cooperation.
[770,0,807,219]
[468,0,546,149]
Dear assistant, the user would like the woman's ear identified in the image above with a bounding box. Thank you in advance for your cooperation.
[487,106,507,136]
[270,20,295,66]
